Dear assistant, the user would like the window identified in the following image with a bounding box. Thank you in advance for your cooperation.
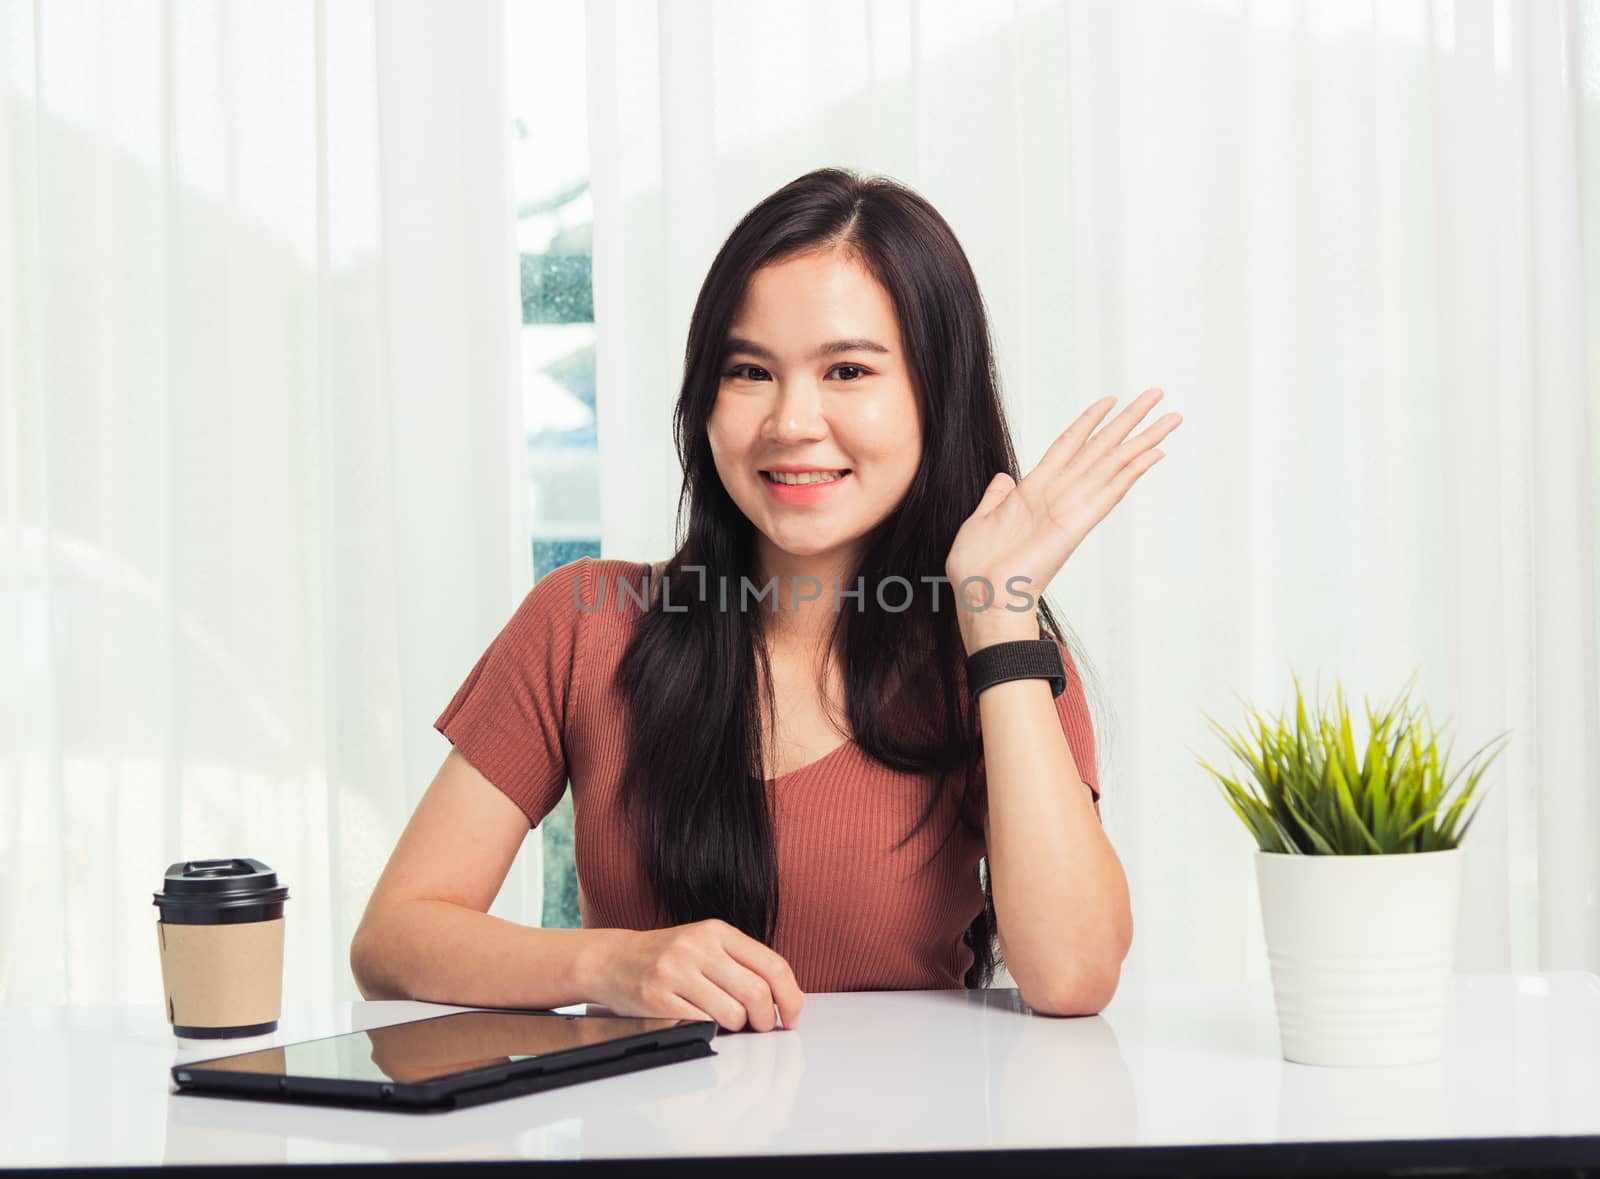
[510,0,594,929]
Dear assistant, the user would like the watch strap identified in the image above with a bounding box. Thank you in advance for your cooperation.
[966,637,1066,699]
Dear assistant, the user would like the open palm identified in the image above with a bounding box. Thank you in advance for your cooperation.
[945,388,1182,631]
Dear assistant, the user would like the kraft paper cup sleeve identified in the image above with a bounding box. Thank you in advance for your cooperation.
[157,918,285,1030]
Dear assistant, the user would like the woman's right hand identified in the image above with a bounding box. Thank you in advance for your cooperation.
[583,919,805,1032]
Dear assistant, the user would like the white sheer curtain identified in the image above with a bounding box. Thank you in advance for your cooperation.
[586,0,1600,986]
[0,0,535,1007]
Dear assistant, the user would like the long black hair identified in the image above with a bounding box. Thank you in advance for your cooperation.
[611,166,1097,988]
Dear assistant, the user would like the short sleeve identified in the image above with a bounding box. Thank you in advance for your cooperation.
[433,557,590,827]
[1051,638,1102,821]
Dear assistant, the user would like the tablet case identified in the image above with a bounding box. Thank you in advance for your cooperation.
[172,1013,718,1114]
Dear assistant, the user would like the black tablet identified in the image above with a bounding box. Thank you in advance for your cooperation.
[171,1008,719,1112]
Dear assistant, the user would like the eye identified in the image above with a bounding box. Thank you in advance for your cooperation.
[720,362,872,382]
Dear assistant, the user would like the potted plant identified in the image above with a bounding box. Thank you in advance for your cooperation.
[1196,671,1511,1067]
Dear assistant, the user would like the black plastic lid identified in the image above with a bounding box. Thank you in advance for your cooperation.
[153,858,289,919]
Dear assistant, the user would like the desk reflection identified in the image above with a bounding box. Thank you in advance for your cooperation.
[575,1000,808,1154]
[366,1010,677,1084]
[565,989,1136,1155]
[977,990,1139,1148]
[163,990,1137,1164]
[1277,1055,1448,1141]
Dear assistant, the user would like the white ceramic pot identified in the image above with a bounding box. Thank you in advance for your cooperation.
[1255,848,1463,1067]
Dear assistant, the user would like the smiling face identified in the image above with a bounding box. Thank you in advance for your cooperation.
[707,248,923,581]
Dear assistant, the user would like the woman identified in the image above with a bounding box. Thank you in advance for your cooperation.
[350,167,1179,1033]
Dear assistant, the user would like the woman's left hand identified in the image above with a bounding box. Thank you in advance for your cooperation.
[945,387,1182,653]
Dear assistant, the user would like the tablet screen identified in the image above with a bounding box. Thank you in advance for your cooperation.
[185,1010,693,1086]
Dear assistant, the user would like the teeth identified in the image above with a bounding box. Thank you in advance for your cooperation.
[767,470,847,486]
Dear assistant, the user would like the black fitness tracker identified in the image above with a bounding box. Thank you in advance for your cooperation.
[966,637,1066,699]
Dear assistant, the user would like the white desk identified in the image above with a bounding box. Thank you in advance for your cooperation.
[4,973,1600,1175]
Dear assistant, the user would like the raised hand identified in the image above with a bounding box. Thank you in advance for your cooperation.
[945,388,1182,653]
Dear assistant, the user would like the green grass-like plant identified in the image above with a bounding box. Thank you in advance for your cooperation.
[1195,670,1511,855]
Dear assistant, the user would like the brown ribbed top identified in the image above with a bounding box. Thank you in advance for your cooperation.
[434,556,1099,993]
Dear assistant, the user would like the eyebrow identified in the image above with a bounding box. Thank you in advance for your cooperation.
[722,337,891,362]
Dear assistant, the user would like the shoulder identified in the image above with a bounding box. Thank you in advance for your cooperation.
[587,556,663,597]
[535,556,672,619]
[585,556,657,582]
[526,556,652,601]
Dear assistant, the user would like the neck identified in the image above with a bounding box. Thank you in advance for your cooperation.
[753,536,860,652]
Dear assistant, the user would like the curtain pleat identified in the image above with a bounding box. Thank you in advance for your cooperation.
[0,0,534,1006]
[583,0,1600,985]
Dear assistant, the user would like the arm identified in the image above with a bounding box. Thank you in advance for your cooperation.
[965,622,1132,1017]
[349,748,617,1008]
[943,390,1176,1015]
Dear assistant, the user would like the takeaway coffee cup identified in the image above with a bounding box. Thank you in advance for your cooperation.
[153,858,289,1039]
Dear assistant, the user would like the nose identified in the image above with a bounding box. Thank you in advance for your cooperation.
[762,379,827,445]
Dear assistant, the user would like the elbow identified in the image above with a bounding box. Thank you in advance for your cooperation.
[349,913,406,1002]
[349,927,379,1001]
[1025,962,1122,1017]
[1020,880,1134,1017]
[1023,920,1131,1017]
